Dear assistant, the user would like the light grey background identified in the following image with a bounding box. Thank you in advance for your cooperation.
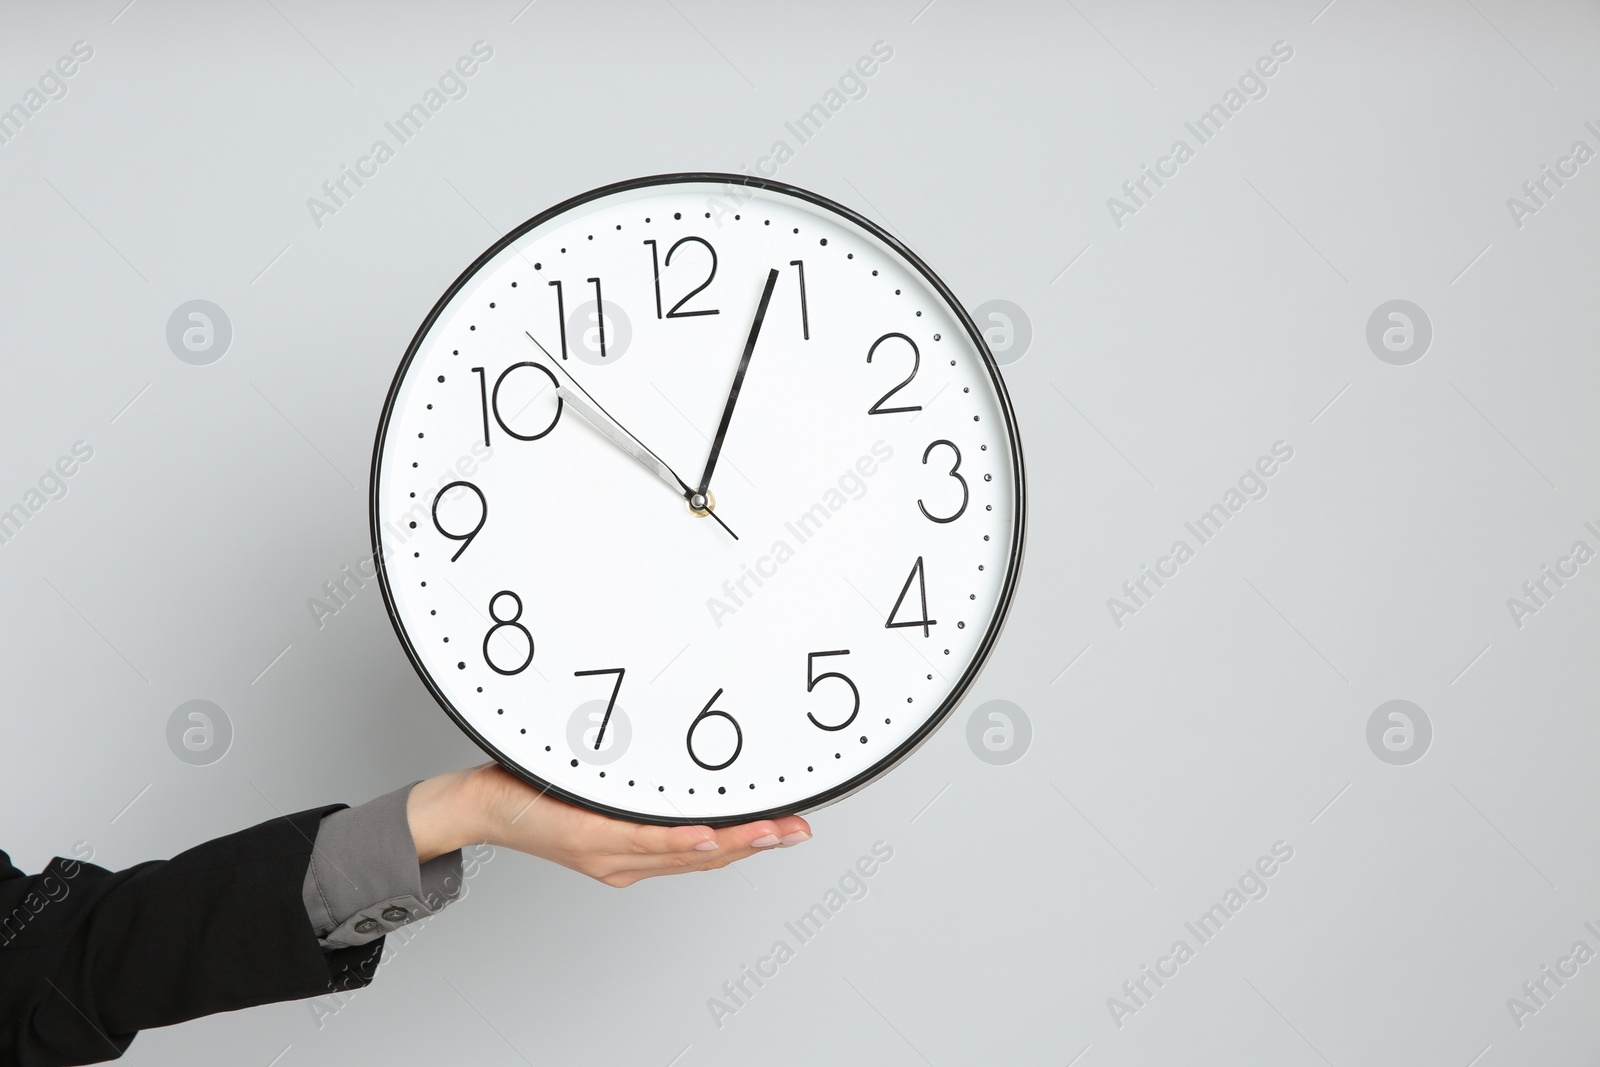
[2,1,1597,1064]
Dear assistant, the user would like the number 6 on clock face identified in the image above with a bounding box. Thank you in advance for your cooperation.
[371,174,1026,826]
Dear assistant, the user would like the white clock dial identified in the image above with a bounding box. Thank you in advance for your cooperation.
[372,174,1025,825]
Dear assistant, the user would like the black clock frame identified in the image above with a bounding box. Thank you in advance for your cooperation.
[370,172,1028,827]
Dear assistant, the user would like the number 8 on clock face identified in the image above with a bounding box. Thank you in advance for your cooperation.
[372,174,1026,825]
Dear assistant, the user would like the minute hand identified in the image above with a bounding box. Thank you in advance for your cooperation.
[697,267,780,497]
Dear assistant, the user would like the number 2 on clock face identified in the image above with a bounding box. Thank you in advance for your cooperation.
[371,174,1025,826]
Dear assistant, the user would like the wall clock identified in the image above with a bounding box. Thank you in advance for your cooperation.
[371,173,1025,826]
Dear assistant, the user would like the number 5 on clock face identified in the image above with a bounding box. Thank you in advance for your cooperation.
[371,173,1026,826]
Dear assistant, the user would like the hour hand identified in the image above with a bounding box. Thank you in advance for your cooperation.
[524,332,738,540]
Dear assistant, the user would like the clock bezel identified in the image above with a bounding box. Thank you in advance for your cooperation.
[369,172,1028,826]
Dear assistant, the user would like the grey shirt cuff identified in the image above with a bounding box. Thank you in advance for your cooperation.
[301,781,464,950]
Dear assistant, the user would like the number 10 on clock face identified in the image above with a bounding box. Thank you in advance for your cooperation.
[373,175,1025,825]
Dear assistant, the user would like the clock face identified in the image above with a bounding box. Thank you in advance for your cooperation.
[372,174,1025,825]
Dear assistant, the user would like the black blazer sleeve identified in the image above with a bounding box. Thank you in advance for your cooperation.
[1,804,385,1067]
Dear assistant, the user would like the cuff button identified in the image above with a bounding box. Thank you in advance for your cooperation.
[382,906,410,922]
[354,918,380,934]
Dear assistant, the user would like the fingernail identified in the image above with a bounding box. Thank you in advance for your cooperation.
[779,831,811,846]
[694,840,720,851]
[750,834,781,848]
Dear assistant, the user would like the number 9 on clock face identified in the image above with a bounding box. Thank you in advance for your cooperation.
[371,174,1026,825]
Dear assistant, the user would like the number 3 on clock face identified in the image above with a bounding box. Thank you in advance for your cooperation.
[371,174,1026,826]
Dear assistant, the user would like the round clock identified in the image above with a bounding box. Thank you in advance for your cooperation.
[371,173,1025,826]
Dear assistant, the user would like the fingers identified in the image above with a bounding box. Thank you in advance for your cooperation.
[769,814,813,846]
[599,844,767,888]
[593,815,815,882]
[709,814,813,850]
[622,815,812,857]
[482,778,815,889]
[622,821,720,855]
[600,824,776,874]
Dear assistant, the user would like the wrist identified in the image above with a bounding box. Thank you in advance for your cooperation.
[406,768,484,863]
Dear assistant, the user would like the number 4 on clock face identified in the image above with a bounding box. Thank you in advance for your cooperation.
[886,556,936,638]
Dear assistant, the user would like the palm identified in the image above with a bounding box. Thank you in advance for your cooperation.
[471,763,811,888]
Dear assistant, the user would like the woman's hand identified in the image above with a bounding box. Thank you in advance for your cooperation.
[406,762,812,888]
